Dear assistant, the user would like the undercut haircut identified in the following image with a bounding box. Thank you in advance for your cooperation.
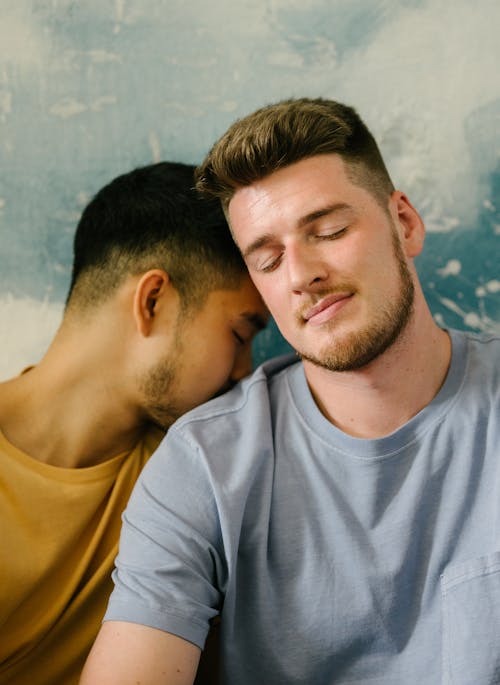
[66,161,246,313]
[195,97,394,210]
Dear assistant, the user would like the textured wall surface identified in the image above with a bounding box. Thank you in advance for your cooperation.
[1,0,499,379]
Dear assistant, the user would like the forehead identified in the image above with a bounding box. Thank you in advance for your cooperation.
[228,154,365,243]
[202,275,268,319]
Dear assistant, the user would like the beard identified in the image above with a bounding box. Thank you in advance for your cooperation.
[137,320,185,430]
[139,358,183,429]
[297,227,415,372]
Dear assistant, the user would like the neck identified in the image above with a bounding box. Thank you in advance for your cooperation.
[0,328,149,468]
[303,304,451,439]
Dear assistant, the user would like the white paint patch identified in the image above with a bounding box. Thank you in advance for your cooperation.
[90,95,117,112]
[426,215,461,233]
[164,102,205,118]
[219,101,238,112]
[114,0,125,33]
[439,297,464,317]
[267,32,337,70]
[483,199,496,212]
[0,198,5,209]
[0,6,49,67]
[477,283,500,300]
[438,296,500,333]
[441,217,460,232]
[149,131,161,163]
[76,191,90,207]
[0,295,63,381]
[116,0,125,23]
[50,98,87,119]
[267,50,304,68]
[333,0,500,231]
[437,259,462,277]
[0,89,12,121]
[87,50,122,64]
[54,208,81,223]
[49,95,116,119]
[463,312,483,329]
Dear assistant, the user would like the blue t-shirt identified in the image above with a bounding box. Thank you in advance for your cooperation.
[106,330,500,684]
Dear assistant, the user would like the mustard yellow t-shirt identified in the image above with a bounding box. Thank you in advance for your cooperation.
[0,425,163,684]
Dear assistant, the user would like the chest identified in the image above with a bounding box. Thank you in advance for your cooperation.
[221,432,500,683]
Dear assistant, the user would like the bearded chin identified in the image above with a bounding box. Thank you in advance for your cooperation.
[298,265,415,372]
[298,318,407,372]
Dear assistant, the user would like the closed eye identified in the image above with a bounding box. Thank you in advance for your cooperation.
[257,253,283,273]
[232,330,245,345]
[315,227,347,241]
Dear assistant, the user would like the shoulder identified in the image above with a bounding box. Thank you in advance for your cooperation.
[452,329,500,371]
[125,356,301,542]
[450,329,500,402]
[172,353,299,438]
[139,354,299,488]
[455,328,500,349]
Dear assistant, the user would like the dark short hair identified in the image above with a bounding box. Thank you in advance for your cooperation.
[195,97,394,209]
[66,161,246,312]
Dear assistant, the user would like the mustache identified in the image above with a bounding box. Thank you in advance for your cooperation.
[296,285,356,323]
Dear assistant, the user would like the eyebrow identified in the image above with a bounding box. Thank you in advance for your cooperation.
[297,202,352,228]
[241,202,353,259]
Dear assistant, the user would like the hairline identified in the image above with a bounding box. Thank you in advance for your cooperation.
[66,256,247,318]
[221,153,394,216]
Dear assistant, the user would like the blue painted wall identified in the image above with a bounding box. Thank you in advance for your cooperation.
[1,0,498,378]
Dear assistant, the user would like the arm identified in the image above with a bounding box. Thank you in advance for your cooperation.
[80,621,200,685]
[84,431,224,683]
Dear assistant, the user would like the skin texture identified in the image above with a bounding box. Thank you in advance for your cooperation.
[80,622,201,684]
[137,276,269,428]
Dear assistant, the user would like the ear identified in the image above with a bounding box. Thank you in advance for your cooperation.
[390,191,425,259]
[132,269,172,337]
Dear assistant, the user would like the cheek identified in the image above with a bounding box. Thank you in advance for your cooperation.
[250,276,282,313]
[204,341,237,384]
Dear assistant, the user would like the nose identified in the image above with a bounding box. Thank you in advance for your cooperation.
[286,242,329,293]
[230,343,253,383]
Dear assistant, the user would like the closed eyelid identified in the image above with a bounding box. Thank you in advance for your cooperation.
[242,203,354,255]
[244,215,352,260]
[246,245,283,272]
[314,226,348,239]
[253,225,347,263]
[257,252,283,273]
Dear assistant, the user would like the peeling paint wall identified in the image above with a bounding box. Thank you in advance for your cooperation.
[1,0,499,378]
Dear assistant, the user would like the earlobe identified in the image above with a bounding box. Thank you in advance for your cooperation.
[391,191,425,258]
[133,270,171,337]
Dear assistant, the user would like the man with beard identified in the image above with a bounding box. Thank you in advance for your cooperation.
[81,100,500,685]
[0,161,268,685]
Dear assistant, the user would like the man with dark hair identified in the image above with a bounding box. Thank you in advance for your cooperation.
[0,161,268,685]
[82,100,499,684]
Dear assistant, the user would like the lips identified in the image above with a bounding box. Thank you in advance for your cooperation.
[302,292,353,325]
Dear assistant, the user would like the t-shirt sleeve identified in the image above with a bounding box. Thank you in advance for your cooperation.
[104,426,225,649]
